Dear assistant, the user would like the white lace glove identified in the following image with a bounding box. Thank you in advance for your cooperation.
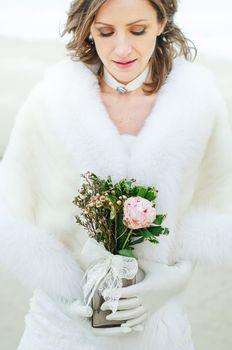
[101,259,195,328]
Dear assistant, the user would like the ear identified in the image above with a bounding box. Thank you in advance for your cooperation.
[158,18,168,36]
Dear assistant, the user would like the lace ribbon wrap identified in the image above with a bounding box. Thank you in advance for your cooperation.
[81,238,138,314]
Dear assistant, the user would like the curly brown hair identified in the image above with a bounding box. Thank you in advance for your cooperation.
[62,0,197,95]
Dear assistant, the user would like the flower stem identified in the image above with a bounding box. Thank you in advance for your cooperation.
[121,228,133,250]
[117,228,128,240]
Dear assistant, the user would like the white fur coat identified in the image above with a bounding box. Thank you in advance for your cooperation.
[0,57,232,303]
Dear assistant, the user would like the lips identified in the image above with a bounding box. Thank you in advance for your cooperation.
[113,59,137,65]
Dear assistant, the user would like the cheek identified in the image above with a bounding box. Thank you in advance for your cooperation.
[94,43,108,61]
[94,40,111,58]
[140,38,156,59]
[147,34,157,48]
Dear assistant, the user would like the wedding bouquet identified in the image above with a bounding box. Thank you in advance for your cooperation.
[73,171,169,327]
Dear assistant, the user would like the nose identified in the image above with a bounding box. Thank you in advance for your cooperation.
[114,35,132,58]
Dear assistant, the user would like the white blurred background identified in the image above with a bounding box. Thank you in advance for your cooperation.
[0,1,232,349]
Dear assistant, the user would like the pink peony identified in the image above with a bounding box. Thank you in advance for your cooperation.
[123,196,156,230]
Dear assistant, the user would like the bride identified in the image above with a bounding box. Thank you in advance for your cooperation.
[1,0,232,349]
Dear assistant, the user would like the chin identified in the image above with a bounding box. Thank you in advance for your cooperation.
[111,68,141,83]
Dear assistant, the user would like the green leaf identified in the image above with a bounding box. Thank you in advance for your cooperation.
[148,226,167,236]
[115,187,123,198]
[138,187,148,197]
[131,186,147,198]
[131,186,139,196]
[153,214,166,225]
[135,228,154,239]
[116,209,127,250]
[149,238,159,244]
[145,189,157,201]
[130,237,145,245]
[116,208,124,235]
[118,249,134,257]
[124,180,133,188]
[102,183,110,191]
[132,229,144,237]
[106,175,113,184]
[163,227,170,235]
[119,179,133,194]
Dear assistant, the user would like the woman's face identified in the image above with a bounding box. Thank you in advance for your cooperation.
[90,0,167,84]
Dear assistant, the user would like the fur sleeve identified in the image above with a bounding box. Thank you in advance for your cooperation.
[172,88,232,265]
[0,83,84,302]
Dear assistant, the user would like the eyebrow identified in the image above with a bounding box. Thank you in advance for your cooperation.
[94,19,149,26]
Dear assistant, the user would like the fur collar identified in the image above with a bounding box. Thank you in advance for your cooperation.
[41,57,216,248]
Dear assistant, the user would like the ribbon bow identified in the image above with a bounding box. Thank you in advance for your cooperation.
[81,238,138,314]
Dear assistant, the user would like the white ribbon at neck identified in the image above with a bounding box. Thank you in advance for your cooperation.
[81,238,138,314]
[103,65,150,93]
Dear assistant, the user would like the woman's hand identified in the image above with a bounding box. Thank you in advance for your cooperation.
[92,297,144,336]
[60,298,143,336]
[61,298,93,319]
[101,259,195,328]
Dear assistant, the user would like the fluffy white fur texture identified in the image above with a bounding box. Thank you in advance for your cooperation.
[0,197,83,301]
[0,57,232,302]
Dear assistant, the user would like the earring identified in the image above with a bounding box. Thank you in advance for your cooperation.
[88,33,94,42]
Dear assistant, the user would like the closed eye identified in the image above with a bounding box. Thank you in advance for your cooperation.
[132,29,146,36]
[99,29,146,37]
[99,32,114,37]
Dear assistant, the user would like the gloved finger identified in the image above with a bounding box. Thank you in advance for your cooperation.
[92,326,132,336]
[132,324,144,332]
[103,283,145,299]
[121,312,147,327]
[101,297,142,311]
[67,300,93,318]
[106,305,145,321]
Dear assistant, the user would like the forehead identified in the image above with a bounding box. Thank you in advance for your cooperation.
[95,0,157,22]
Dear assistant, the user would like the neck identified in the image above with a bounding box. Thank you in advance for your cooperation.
[101,65,151,96]
[100,80,145,97]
